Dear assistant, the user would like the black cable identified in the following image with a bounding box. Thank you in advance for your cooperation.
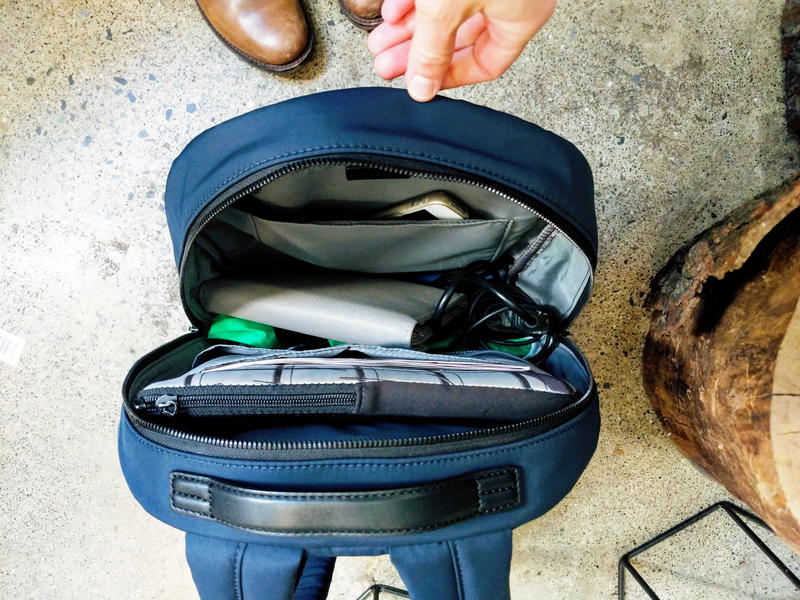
[431,261,561,362]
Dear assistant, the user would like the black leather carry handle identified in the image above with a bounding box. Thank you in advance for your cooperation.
[170,467,521,536]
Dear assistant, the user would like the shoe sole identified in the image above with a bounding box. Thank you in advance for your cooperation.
[336,0,382,31]
[195,0,315,73]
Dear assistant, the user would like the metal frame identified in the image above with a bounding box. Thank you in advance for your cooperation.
[618,500,800,599]
[355,584,410,600]
[354,501,800,600]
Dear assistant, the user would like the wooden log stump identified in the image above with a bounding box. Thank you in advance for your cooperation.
[643,179,800,553]
[783,0,800,137]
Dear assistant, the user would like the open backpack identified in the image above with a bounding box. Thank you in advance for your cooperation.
[119,87,599,599]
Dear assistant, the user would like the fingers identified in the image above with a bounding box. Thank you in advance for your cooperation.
[374,40,411,80]
[381,0,414,24]
[442,8,555,90]
[370,0,555,96]
[405,2,472,101]
[367,10,414,56]
[454,12,487,50]
[371,12,487,81]
[443,28,524,89]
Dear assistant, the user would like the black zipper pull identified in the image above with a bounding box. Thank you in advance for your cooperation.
[155,395,178,416]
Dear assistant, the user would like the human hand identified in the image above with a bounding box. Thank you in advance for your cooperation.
[368,0,556,101]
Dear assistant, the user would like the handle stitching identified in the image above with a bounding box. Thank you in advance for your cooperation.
[172,497,521,536]
[170,470,521,535]
[210,479,467,501]
[173,468,517,502]
[173,491,209,503]
[478,485,516,496]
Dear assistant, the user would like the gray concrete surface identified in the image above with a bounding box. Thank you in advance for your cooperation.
[1,0,799,598]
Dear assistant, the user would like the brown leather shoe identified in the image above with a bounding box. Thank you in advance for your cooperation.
[337,0,383,30]
[196,0,313,72]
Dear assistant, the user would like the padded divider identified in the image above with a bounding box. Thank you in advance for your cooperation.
[512,232,593,321]
[222,208,514,273]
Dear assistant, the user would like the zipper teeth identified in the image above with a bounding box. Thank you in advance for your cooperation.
[145,393,356,404]
[126,392,589,452]
[178,158,592,284]
[143,393,356,413]
[178,160,324,281]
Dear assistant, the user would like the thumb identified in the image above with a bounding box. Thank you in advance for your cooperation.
[405,4,465,101]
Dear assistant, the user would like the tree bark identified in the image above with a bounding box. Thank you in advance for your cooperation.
[784,0,800,137]
[643,178,800,553]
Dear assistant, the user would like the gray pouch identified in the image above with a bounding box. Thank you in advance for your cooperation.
[137,345,577,423]
[201,275,465,348]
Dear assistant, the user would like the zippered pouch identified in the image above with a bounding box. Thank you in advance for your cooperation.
[134,344,577,432]
[124,334,593,463]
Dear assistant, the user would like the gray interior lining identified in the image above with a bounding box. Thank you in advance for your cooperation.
[218,209,514,273]
[252,165,540,221]
[513,234,593,319]
[182,164,592,326]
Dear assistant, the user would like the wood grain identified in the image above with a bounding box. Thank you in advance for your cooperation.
[644,179,800,553]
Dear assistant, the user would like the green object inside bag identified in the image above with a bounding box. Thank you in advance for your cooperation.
[208,315,279,348]
[486,339,533,358]
[207,317,534,357]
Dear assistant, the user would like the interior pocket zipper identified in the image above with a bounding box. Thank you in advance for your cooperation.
[138,390,357,418]
[125,384,593,461]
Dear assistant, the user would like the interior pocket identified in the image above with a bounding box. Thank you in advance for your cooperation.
[137,346,576,426]
[129,341,590,448]
[223,209,514,273]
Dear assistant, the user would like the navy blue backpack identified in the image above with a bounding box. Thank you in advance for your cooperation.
[119,87,599,599]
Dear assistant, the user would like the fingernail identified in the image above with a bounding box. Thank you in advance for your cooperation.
[408,75,439,101]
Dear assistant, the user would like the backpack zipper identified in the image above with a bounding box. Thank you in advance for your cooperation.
[177,157,594,326]
[124,384,592,457]
[138,391,357,417]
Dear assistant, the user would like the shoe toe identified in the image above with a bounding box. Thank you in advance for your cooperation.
[238,10,309,65]
[200,0,310,68]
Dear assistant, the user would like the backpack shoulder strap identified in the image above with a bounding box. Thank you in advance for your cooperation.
[185,530,510,600]
[185,533,307,600]
[390,529,513,600]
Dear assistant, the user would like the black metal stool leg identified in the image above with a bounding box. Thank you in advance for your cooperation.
[355,584,410,599]
[618,501,800,600]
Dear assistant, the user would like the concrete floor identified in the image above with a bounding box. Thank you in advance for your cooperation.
[1,0,799,598]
